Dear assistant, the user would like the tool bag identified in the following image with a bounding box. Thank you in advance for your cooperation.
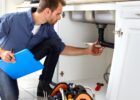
[48,82,95,100]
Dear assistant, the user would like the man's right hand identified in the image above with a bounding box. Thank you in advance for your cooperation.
[0,49,15,63]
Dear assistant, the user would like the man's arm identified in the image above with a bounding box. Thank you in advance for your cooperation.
[61,46,88,56]
[61,43,103,56]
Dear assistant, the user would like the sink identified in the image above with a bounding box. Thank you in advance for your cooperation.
[70,10,115,24]
[66,0,133,4]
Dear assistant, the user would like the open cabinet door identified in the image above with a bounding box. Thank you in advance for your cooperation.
[106,25,130,100]
[108,26,140,100]
[117,26,140,100]
[107,2,140,99]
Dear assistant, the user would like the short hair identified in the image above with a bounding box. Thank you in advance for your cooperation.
[37,0,66,12]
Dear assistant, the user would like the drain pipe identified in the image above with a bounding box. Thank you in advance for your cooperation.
[96,24,114,49]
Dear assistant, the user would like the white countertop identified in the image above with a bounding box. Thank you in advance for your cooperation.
[16,0,139,11]
[17,0,134,7]
[16,1,116,11]
[66,0,130,4]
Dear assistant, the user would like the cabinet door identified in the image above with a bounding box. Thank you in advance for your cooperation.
[107,21,140,100]
[106,25,128,100]
[106,4,125,99]
[107,2,140,99]
[117,23,140,100]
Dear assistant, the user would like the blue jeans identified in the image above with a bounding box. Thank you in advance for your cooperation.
[0,69,19,100]
[30,38,62,84]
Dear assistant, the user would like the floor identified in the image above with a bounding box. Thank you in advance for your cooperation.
[18,70,43,100]
[18,70,107,100]
[0,70,43,100]
[0,69,107,100]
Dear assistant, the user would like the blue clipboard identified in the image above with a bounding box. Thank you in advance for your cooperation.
[0,49,44,79]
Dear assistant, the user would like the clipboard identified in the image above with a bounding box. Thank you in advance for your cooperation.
[0,49,44,79]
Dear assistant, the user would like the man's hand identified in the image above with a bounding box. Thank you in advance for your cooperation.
[0,49,15,63]
[87,41,104,56]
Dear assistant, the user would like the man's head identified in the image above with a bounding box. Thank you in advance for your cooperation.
[37,0,66,25]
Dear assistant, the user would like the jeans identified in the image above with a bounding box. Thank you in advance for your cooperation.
[0,69,19,100]
[30,38,62,84]
[0,38,63,100]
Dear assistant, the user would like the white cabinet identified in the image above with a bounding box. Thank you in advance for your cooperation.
[106,1,140,100]
[58,12,114,82]
[57,2,115,84]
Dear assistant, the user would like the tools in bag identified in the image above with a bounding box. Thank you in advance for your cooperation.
[48,82,95,100]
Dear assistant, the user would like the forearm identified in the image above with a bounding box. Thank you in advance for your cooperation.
[61,46,88,56]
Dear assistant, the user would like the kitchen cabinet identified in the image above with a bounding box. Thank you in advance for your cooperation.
[57,5,115,100]
[54,2,115,83]
[106,1,140,100]
[58,11,114,82]
[57,12,114,100]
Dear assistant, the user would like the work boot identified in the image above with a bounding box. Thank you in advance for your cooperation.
[37,81,53,97]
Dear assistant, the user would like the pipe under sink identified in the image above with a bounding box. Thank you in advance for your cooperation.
[70,10,115,24]
[69,10,115,48]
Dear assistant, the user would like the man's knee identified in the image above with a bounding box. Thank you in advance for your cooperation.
[44,39,62,54]
[0,88,19,100]
[2,93,18,100]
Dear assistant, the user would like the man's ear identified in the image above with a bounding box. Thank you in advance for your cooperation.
[44,8,51,15]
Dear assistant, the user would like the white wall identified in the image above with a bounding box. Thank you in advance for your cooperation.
[5,0,24,13]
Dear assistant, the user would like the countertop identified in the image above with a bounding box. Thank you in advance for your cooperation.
[16,0,139,11]
[18,0,136,7]
[66,0,134,4]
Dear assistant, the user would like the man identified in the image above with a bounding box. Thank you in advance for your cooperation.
[0,0,103,99]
